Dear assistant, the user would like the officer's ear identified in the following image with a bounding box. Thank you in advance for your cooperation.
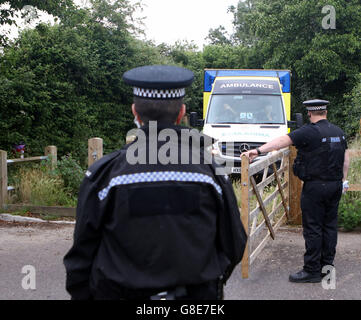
[175,104,186,125]
[132,104,144,125]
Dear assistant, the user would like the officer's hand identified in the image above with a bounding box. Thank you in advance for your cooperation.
[342,180,349,194]
[241,150,258,163]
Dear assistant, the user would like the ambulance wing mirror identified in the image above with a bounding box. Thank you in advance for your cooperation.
[288,113,303,130]
[190,112,204,128]
[295,113,303,128]
[190,112,198,127]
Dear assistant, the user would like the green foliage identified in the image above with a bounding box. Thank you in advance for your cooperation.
[338,135,361,231]
[0,0,75,46]
[338,193,361,231]
[8,155,84,207]
[10,163,77,207]
[0,23,99,163]
[228,0,258,46]
[0,0,170,164]
[55,155,85,196]
[8,153,87,206]
[348,142,361,192]
[342,76,361,139]
[1,0,361,170]
[206,26,232,45]
[221,0,361,135]
[203,45,249,69]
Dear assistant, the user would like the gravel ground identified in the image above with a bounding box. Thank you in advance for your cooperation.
[225,227,361,300]
[0,220,73,300]
[0,220,360,300]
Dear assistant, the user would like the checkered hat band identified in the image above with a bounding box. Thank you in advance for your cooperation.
[98,171,223,201]
[306,106,327,111]
[133,87,185,99]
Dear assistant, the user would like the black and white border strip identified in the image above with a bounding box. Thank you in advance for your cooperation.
[306,105,327,111]
[133,87,186,99]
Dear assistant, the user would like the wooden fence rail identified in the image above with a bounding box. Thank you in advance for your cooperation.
[0,139,103,216]
[0,146,57,209]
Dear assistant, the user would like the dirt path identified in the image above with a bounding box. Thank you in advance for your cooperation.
[1,220,360,300]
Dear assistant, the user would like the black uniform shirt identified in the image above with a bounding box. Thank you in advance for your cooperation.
[288,119,347,181]
[288,119,348,152]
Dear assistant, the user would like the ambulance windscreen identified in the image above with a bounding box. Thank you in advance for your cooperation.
[206,95,285,125]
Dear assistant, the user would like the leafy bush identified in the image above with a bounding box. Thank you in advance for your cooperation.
[338,135,361,231]
[342,76,361,139]
[54,155,85,196]
[8,155,83,207]
[338,193,361,231]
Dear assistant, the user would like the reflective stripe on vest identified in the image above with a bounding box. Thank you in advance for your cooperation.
[98,171,223,201]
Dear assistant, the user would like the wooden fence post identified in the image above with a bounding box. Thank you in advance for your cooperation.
[240,154,250,279]
[289,146,303,225]
[45,146,57,169]
[283,150,290,220]
[88,138,103,168]
[0,150,8,208]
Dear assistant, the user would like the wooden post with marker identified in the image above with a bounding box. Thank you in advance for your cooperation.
[45,146,57,169]
[88,138,103,168]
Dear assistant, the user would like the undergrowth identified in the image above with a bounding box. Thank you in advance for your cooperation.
[8,155,84,207]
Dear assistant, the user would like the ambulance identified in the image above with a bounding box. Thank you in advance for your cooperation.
[190,69,301,173]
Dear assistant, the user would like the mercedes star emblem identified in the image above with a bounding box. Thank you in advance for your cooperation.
[240,143,251,153]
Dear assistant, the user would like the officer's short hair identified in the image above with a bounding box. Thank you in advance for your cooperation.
[134,97,183,124]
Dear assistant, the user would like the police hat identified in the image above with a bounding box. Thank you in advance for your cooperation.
[122,65,194,99]
[303,99,330,111]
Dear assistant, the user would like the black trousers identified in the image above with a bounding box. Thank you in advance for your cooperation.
[301,180,342,274]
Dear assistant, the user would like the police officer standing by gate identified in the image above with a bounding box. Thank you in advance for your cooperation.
[242,99,350,283]
[64,65,247,300]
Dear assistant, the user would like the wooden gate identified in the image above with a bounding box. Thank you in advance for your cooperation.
[239,148,291,279]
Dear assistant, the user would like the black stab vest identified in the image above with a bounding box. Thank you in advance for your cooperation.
[293,121,346,181]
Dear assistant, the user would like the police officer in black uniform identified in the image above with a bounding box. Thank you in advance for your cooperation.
[242,99,350,283]
[63,65,247,300]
